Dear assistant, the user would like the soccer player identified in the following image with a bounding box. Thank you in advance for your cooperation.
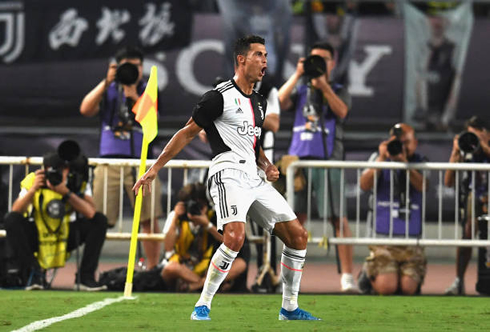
[133,35,320,321]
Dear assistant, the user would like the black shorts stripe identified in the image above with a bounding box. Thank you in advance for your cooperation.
[217,171,229,218]
[213,174,223,219]
[214,171,228,219]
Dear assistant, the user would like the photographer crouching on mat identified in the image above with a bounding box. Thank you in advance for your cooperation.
[4,140,108,291]
[358,124,428,295]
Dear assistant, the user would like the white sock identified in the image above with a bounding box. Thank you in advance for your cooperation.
[281,246,306,311]
[195,243,238,309]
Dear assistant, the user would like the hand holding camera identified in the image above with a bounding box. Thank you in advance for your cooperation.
[105,62,118,86]
[31,169,46,191]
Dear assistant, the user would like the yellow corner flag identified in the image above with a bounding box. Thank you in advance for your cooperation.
[124,66,158,298]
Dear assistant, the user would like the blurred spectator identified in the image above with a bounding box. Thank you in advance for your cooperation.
[444,116,490,295]
[161,183,249,293]
[407,2,473,131]
[278,41,356,293]
[4,142,107,291]
[358,124,427,295]
[216,0,292,86]
[80,46,162,269]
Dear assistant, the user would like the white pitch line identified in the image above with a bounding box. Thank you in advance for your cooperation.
[12,296,134,332]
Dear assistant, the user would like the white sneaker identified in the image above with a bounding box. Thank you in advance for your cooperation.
[341,273,359,293]
[445,277,464,295]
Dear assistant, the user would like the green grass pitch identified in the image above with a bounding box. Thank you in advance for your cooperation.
[1,291,489,331]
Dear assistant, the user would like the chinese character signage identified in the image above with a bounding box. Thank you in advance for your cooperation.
[0,0,193,64]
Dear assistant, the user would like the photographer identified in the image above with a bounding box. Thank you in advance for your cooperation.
[358,124,427,295]
[161,183,250,293]
[444,116,490,295]
[80,46,162,269]
[278,41,356,292]
[4,141,108,291]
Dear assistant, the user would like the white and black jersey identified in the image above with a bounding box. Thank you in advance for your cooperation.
[192,79,267,178]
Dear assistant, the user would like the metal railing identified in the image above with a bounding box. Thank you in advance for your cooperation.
[286,160,490,247]
[0,157,211,242]
[2,157,490,248]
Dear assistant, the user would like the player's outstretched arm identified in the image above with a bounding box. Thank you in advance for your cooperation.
[257,146,279,182]
[133,118,203,196]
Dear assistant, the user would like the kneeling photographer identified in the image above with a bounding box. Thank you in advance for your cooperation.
[4,140,108,291]
[444,116,490,295]
[80,46,162,269]
[161,183,250,293]
[359,123,428,295]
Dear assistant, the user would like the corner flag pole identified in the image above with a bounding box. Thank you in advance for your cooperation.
[124,65,159,298]
[124,136,149,298]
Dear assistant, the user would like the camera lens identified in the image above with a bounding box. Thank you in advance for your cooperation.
[46,168,63,186]
[186,199,202,216]
[115,63,139,85]
[303,55,326,79]
[387,139,403,156]
[458,131,480,154]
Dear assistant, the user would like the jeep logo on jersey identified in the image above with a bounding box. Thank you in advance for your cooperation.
[237,121,261,137]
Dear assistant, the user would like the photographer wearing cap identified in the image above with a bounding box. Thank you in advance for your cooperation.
[80,46,162,269]
[278,41,355,292]
[358,123,428,295]
[161,183,250,293]
[3,141,108,291]
[444,116,490,295]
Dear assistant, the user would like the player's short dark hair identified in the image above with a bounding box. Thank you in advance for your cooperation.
[310,41,335,59]
[465,116,489,131]
[115,46,144,63]
[233,35,265,67]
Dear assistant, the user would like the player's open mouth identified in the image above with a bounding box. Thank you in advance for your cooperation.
[261,67,267,75]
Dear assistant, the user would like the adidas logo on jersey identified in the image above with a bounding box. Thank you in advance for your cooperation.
[236,107,243,114]
[237,121,262,137]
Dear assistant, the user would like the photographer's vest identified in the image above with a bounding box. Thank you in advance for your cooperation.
[168,210,215,277]
[373,154,424,236]
[99,82,145,158]
[288,84,342,159]
[21,173,75,269]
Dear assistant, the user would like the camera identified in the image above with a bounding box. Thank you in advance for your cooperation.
[115,62,139,85]
[303,55,326,79]
[185,199,202,216]
[458,131,480,156]
[43,140,88,191]
[387,124,404,156]
[45,167,63,186]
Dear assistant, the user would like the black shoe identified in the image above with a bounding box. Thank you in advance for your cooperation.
[75,278,108,292]
[25,269,45,291]
[357,268,372,295]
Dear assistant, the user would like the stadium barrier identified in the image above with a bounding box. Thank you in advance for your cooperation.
[1,157,490,248]
[286,160,490,247]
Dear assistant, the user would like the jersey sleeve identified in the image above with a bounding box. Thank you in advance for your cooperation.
[192,90,224,128]
[265,87,279,116]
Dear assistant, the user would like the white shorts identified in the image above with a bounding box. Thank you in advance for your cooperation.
[208,168,297,233]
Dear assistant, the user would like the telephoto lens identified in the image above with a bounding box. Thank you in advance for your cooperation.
[387,139,403,156]
[458,131,480,155]
[303,55,326,79]
[115,62,139,85]
[46,168,63,186]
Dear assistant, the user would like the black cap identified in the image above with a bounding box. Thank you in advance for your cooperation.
[43,152,64,169]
